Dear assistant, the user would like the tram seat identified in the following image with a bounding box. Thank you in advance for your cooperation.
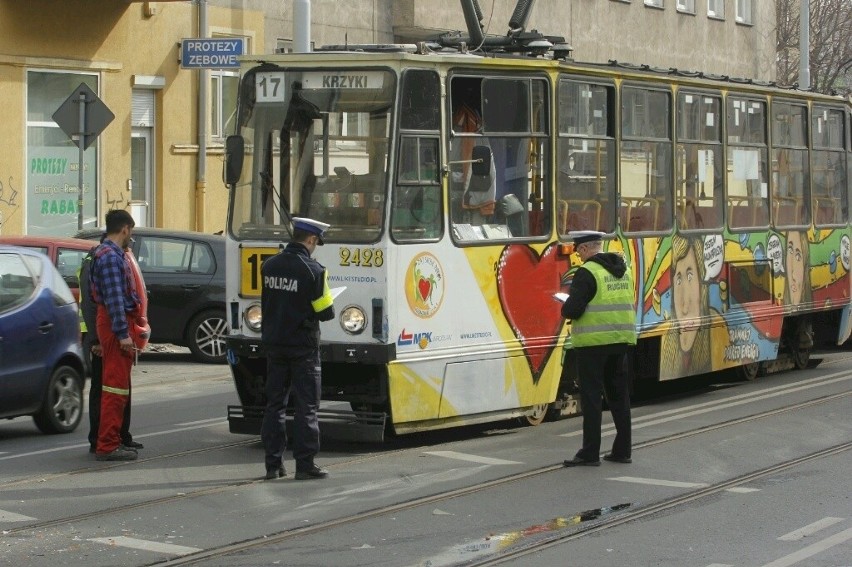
[677,197,718,230]
[620,197,659,232]
[727,196,768,228]
[814,196,841,225]
[558,199,601,232]
[773,195,803,225]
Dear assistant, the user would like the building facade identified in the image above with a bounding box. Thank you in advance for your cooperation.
[0,0,775,236]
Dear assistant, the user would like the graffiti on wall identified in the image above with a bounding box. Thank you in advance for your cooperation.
[0,176,21,234]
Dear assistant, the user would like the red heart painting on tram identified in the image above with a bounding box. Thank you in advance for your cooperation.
[497,244,570,382]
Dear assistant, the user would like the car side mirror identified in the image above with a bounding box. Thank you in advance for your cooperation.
[224,135,245,186]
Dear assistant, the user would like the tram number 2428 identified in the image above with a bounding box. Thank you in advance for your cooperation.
[240,247,384,296]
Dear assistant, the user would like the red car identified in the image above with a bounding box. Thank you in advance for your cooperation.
[0,236,94,302]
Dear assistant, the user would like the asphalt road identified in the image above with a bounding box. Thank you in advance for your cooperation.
[1,348,851,567]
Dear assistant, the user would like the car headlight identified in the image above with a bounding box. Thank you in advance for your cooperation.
[340,305,367,334]
[243,302,262,332]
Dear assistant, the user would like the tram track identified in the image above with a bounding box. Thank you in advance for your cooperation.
[145,385,852,566]
[466,440,852,567]
[3,369,850,552]
[0,438,413,535]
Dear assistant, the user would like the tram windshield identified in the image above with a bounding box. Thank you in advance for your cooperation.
[228,67,396,243]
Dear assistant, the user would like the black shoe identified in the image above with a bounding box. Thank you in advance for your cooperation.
[563,456,601,467]
[89,445,96,454]
[603,453,632,464]
[265,465,286,480]
[295,464,329,480]
[123,440,144,450]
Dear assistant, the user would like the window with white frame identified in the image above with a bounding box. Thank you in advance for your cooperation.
[211,71,238,139]
[677,0,695,14]
[735,0,752,24]
[645,0,664,7]
[210,34,249,140]
[708,0,725,19]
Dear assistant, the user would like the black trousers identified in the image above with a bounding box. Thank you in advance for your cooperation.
[87,350,133,449]
[261,351,321,471]
[573,344,632,461]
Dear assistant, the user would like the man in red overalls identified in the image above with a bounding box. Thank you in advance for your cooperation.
[89,209,141,461]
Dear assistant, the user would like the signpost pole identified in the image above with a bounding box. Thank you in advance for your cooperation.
[76,91,87,231]
[53,82,113,234]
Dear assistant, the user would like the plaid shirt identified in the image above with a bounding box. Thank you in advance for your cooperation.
[91,239,140,340]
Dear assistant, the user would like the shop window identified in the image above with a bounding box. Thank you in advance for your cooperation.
[27,71,99,236]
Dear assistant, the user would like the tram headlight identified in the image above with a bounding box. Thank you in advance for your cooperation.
[340,305,367,335]
[243,302,262,332]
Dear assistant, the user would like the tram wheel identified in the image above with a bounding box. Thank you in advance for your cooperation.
[791,320,812,370]
[736,361,760,381]
[521,403,550,426]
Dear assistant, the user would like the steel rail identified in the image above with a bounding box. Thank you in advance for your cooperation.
[148,389,852,566]
[470,440,852,566]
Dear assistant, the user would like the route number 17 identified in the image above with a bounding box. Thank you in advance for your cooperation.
[255,72,287,103]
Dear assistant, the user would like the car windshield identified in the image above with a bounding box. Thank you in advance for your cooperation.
[228,66,396,244]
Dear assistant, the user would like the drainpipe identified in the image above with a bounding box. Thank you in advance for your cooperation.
[294,0,311,53]
[196,0,208,231]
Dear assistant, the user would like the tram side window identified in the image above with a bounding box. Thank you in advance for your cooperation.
[811,106,847,226]
[392,137,441,240]
[620,86,673,233]
[556,79,616,236]
[391,69,442,242]
[448,76,550,243]
[676,92,723,231]
[771,101,810,228]
[726,96,769,229]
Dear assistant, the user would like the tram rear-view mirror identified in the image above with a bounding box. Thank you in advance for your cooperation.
[471,145,492,178]
[224,135,245,186]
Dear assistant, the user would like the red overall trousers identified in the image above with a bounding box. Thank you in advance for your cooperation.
[95,305,134,454]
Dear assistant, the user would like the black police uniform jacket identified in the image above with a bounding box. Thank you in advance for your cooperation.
[261,242,335,357]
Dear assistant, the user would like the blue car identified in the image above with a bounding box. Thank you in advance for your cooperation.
[0,246,85,433]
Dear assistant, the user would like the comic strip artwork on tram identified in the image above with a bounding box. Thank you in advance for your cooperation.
[386,226,851,425]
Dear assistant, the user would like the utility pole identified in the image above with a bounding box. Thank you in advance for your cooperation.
[799,0,810,90]
[196,0,208,231]
[294,0,311,53]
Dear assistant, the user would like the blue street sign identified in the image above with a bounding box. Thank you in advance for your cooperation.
[181,38,245,69]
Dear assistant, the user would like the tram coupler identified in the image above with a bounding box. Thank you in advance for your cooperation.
[228,405,387,443]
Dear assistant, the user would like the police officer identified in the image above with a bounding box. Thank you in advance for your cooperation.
[260,217,335,480]
[561,231,637,467]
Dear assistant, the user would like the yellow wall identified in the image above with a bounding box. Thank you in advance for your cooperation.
[0,1,263,236]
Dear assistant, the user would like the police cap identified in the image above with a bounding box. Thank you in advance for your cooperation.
[566,230,605,245]
[292,217,330,245]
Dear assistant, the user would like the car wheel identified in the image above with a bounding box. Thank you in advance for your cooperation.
[187,309,228,364]
[33,365,84,434]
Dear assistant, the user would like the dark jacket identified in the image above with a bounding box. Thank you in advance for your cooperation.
[261,242,335,356]
[79,246,99,350]
[562,252,628,321]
